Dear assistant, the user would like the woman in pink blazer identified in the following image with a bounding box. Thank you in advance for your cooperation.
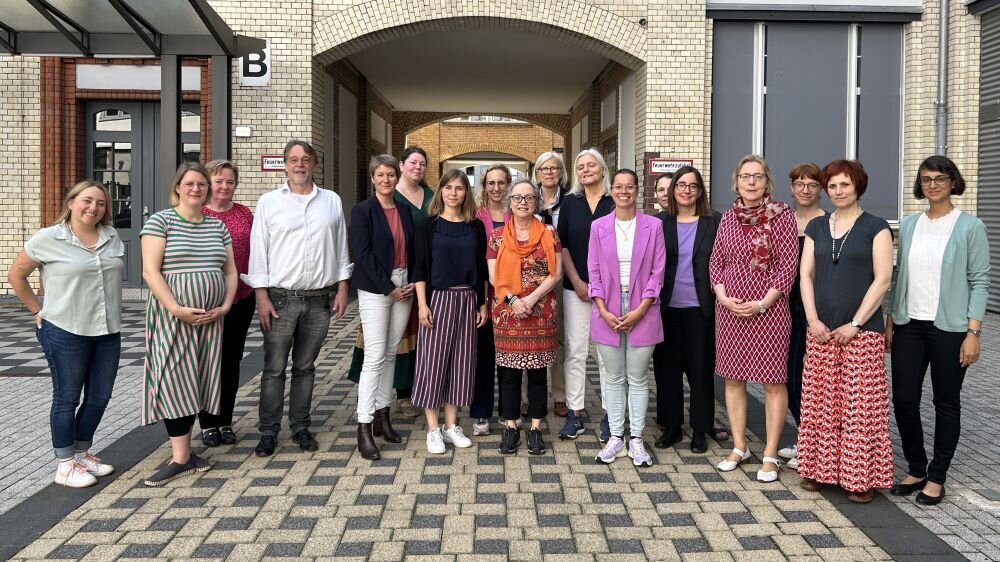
[588,169,666,466]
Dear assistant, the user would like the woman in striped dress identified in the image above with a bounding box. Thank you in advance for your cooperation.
[140,162,238,486]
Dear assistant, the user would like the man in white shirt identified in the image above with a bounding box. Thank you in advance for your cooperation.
[242,140,352,456]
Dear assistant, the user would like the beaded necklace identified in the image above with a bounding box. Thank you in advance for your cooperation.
[831,207,863,264]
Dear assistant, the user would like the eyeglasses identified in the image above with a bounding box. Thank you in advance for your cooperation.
[738,173,766,183]
[919,175,952,186]
[538,166,561,175]
[675,182,700,192]
[485,181,507,188]
[792,181,821,191]
[612,184,637,191]
[510,195,537,204]
[286,156,313,165]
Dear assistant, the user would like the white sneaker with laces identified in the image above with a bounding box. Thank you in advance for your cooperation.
[472,418,490,436]
[778,444,797,459]
[76,452,114,476]
[426,428,446,454]
[786,457,798,470]
[55,459,97,488]
[442,425,472,448]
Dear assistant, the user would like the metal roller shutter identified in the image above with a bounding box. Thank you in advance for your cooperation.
[980,10,1000,311]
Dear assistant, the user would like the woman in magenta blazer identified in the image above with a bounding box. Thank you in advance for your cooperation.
[588,169,666,466]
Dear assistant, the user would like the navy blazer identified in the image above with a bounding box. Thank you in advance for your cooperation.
[657,211,722,317]
[350,195,415,295]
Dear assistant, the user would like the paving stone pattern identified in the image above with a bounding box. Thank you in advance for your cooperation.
[7,305,1000,560]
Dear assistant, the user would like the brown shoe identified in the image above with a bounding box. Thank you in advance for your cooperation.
[553,402,569,417]
[800,478,824,492]
[397,399,422,418]
[357,423,381,461]
[847,490,874,504]
[373,407,402,443]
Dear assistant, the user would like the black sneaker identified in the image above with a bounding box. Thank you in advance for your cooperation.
[190,453,212,472]
[255,435,277,457]
[219,426,237,445]
[144,458,196,487]
[527,427,546,455]
[292,429,319,452]
[498,427,520,454]
[201,427,222,447]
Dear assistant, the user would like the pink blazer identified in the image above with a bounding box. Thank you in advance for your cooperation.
[587,211,666,347]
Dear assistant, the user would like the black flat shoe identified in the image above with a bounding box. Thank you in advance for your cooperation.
[219,426,237,445]
[293,429,319,452]
[890,478,928,496]
[690,431,707,454]
[255,435,277,457]
[655,427,683,449]
[915,486,945,506]
[201,428,221,448]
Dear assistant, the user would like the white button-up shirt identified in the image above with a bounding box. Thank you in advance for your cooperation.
[242,182,352,290]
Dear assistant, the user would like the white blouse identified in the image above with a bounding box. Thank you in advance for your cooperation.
[615,218,635,289]
[906,209,961,321]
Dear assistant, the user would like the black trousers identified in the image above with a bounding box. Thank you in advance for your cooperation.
[498,366,546,421]
[891,320,969,484]
[652,306,715,433]
[198,295,256,429]
[164,415,196,437]
[470,321,498,419]
[786,304,808,425]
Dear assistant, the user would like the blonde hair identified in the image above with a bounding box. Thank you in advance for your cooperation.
[570,148,611,195]
[428,169,476,222]
[731,154,774,194]
[57,180,112,226]
[477,163,512,209]
[169,162,211,206]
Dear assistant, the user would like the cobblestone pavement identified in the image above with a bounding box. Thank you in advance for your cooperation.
[2,304,999,560]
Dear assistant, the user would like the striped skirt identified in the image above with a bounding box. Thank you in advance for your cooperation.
[412,287,477,409]
[142,270,225,425]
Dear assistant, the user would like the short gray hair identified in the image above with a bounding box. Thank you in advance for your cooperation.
[505,178,541,213]
[369,154,400,179]
[570,148,611,196]
[533,151,567,187]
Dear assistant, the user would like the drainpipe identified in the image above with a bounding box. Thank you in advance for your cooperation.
[936,0,949,155]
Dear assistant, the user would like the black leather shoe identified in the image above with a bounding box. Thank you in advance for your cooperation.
[915,486,945,506]
[292,429,319,452]
[690,431,707,454]
[890,478,928,496]
[655,427,683,449]
[201,427,221,447]
[254,435,277,457]
[219,426,237,445]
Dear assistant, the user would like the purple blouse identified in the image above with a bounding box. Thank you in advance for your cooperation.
[669,220,700,308]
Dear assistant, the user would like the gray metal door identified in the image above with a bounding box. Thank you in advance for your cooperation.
[85,102,201,287]
[979,10,1000,311]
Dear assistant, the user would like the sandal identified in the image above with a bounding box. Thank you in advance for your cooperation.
[716,447,751,472]
[710,425,730,442]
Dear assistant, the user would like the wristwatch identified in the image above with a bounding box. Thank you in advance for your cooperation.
[968,328,982,337]
[851,319,861,328]
[757,301,767,315]
[504,294,519,306]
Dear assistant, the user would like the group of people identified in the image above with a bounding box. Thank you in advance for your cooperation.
[9,139,987,506]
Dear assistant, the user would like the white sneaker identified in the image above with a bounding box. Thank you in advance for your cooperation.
[426,428,446,454]
[778,444,797,459]
[472,418,490,436]
[442,425,472,448]
[76,452,114,477]
[786,457,799,470]
[757,456,782,483]
[55,459,97,488]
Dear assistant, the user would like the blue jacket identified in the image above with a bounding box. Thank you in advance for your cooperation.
[349,195,415,295]
[890,210,990,332]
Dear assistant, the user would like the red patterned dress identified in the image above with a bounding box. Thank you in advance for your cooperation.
[487,225,561,369]
[709,206,798,383]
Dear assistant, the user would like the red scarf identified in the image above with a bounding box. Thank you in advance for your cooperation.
[732,195,790,272]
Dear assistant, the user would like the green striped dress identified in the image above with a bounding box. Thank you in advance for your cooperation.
[140,209,232,425]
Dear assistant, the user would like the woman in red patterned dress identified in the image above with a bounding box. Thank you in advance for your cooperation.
[796,160,894,503]
[710,155,798,482]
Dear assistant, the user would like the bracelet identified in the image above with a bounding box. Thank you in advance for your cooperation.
[32,310,41,316]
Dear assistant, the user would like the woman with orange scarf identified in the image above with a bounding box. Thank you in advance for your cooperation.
[487,178,562,456]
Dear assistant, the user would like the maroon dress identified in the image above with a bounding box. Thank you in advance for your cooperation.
[709,208,797,383]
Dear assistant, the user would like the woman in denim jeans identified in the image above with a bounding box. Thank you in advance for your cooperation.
[8,180,124,488]
[588,169,665,466]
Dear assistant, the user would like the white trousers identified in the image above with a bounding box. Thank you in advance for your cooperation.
[356,268,412,423]
[563,288,606,412]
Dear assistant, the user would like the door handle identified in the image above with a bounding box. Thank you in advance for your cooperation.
[142,205,150,222]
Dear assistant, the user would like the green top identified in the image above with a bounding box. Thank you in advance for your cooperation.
[890,210,990,332]
[140,209,232,274]
[394,185,435,225]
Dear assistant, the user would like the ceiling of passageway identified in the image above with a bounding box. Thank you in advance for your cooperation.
[348,30,610,114]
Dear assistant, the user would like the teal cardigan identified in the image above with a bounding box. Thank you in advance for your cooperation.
[890,211,990,332]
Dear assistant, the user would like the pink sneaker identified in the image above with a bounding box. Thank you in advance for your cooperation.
[55,460,97,488]
[77,453,114,477]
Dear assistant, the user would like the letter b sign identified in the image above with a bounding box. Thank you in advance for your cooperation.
[240,40,271,87]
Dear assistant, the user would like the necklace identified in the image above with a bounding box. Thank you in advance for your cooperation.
[69,224,99,251]
[831,208,862,264]
[615,217,636,241]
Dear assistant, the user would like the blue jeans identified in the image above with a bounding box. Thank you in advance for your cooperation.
[259,292,331,436]
[37,321,121,459]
